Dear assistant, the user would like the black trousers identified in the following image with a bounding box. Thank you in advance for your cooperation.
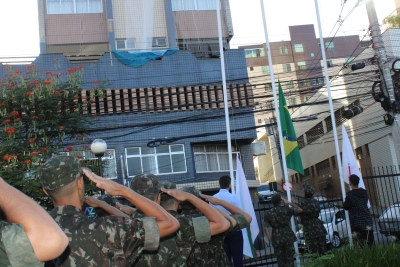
[354,226,374,247]
[223,230,244,267]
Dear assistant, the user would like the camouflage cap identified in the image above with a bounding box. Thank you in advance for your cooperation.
[39,155,82,190]
[161,181,177,190]
[271,193,282,205]
[302,182,315,197]
[97,194,116,207]
[130,173,161,196]
[180,186,200,198]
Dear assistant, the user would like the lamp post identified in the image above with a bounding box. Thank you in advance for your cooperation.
[91,139,107,195]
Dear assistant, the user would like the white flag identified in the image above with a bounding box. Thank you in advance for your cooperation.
[341,124,370,207]
[235,154,259,258]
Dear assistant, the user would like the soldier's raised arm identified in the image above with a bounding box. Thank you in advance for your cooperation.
[0,178,68,262]
[83,169,179,237]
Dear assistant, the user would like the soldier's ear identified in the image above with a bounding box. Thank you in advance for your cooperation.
[42,187,49,196]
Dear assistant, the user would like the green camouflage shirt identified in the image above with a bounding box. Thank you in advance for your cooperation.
[264,206,298,247]
[49,205,158,267]
[205,213,248,267]
[297,198,327,239]
[0,222,43,267]
[131,210,182,267]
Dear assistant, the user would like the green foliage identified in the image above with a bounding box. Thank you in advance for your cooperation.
[305,244,400,267]
[0,63,104,206]
[384,13,400,28]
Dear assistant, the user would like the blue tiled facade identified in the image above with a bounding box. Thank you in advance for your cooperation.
[0,50,257,187]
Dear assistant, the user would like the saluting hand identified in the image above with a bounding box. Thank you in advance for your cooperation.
[199,194,221,205]
[160,188,191,202]
[82,168,123,196]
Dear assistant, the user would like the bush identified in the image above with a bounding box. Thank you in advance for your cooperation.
[306,244,400,267]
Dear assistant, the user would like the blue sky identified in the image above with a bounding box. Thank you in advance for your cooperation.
[0,0,395,57]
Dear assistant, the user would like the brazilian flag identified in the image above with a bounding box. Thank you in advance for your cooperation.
[278,80,304,175]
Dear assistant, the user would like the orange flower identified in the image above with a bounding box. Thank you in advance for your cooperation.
[23,159,32,164]
[29,138,36,143]
[93,80,99,84]
[76,154,83,159]
[10,111,19,116]
[32,116,38,120]
[3,119,10,124]
[3,155,8,161]
[15,70,21,74]
[82,145,88,149]
[40,147,47,152]
[5,127,16,135]
[14,118,21,122]
[33,79,39,84]
[0,103,4,107]
[55,91,62,95]
[25,91,34,96]
[31,151,39,156]
[59,126,65,130]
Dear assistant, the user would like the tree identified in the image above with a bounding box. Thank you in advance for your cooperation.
[384,13,400,29]
[0,61,103,206]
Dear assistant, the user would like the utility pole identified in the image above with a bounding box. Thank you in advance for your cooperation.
[364,0,400,164]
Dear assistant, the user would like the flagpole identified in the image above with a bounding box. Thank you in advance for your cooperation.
[314,0,353,246]
[216,0,235,193]
[260,1,300,265]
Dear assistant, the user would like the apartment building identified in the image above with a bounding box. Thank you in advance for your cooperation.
[19,0,258,190]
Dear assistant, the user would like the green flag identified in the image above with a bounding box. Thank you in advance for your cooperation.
[278,80,304,175]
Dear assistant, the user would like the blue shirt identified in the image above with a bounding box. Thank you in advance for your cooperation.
[213,189,240,215]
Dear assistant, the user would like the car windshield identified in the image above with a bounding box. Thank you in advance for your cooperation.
[381,206,400,219]
[257,185,270,192]
[319,211,334,224]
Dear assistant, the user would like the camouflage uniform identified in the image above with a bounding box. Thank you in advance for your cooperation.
[161,181,211,266]
[264,194,299,267]
[205,213,249,267]
[130,175,183,267]
[297,183,327,254]
[39,156,160,267]
[0,222,43,267]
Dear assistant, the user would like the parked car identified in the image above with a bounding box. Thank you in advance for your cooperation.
[314,196,335,210]
[378,202,400,238]
[257,184,276,203]
[296,208,349,249]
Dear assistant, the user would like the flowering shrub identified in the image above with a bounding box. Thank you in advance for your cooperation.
[0,63,104,204]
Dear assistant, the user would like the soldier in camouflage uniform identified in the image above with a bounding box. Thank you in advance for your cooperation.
[0,177,68,266]
[292,182,327,254]
[200,193,252,267]
[39,155,179,266]
[264,194,303,267]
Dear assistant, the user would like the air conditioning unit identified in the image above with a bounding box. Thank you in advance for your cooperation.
[357,154,362,160]
[251,142,267,156]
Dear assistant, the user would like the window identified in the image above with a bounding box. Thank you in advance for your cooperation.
[116,38,136,50]
[286,81,295,89]
[312,78,323,85]
[299,79,310,87]
[245,49,265,58]
[125,145,187,176]
[366,144,370,156]
[279,46,288,54]
[361,40,370,48]
[356,147,363,160]
[249,67,254,71]
[68,149,117,179]
[264,83,272,91]
[294,44,304,53]
[316,159,330,175]
[297,61,306,70]
[327,60,334,67]
[345,58,353,64]
[303,96,311,102]
[152,37,167,47]
[311,53,315,57]
[311,166,315,177]
[288,98,297,106]
[193,145,239,172]
[325,42,334,51]
[331,156,336,169]
[172,0,217,11]
[47,0,103,14]
[258,119,262,124]
[283,64,291,72]
[303,168,310,178]
[261,65,270,74]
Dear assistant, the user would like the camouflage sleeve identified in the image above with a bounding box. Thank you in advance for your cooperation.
[192,216,211,243]
[231,213,248,230]
[290,207,300,216]
[1,223,43,267]
[142,217,160,251]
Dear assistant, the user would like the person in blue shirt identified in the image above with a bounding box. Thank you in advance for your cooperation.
[213,175,243,267]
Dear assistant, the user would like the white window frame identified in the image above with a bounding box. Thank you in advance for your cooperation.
[152,37,167,47]
[172,0,217,11]
[116,38,136,50]
[245,49,265,58]
[193,145,239,173]
[282,63,291,72]
[67,149,117,179]
[294,44,304,53]
[297,61,307,70]
[279,46,288,55]
[261,65,270,74]
[125,145,187,177]
[325,42,334,51]
[46,0,103,14]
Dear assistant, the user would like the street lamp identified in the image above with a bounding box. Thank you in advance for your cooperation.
[91,139,107,195]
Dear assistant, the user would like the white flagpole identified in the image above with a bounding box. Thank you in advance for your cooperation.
[216,0,235,193]
[314,0,353,246]
[260,1,300,265]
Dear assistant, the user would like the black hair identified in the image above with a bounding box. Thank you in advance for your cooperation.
[349,174,360,186]
[219,175,231,189]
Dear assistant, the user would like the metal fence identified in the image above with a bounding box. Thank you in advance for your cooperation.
[238,166,400,266]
